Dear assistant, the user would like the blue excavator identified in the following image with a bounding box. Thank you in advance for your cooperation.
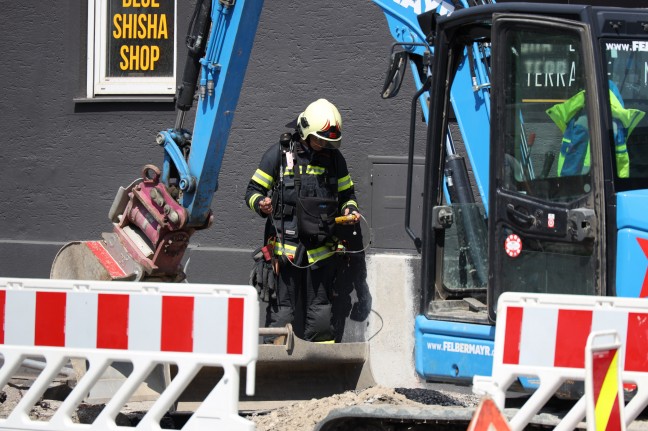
[402,0,648,392]
[49,0,648,428]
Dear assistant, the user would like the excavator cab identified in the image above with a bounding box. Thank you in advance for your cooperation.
[413,3,648,384]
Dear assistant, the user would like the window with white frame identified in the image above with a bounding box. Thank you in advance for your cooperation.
[87,0,177,97]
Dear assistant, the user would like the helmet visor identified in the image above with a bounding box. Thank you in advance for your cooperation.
[315,126,342,142]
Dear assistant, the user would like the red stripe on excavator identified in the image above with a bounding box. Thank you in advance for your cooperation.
[35,291,66,347]
[227,297,245,355]
[637,238,648,298]
[502,306,523,365]
[162,296,194,352]
[555,309,592,368]
[86,241,127,278]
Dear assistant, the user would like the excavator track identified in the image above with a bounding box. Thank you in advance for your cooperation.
[313,404,581,431]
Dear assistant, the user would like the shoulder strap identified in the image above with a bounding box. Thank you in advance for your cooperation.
[275,143,293,188]
[292,147,302,195]
[332,151,339,188]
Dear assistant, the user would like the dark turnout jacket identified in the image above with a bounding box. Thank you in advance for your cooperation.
[245,141,358,266]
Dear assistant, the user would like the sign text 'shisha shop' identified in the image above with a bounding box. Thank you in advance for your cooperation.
[108,0,174,77]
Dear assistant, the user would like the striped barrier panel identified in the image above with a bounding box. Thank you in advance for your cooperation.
[473,292,648,431]
[585,331,625,431]
[0,277,259,431]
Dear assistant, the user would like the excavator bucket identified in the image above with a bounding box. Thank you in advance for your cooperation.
[175,326,376,411]
[50,178,144,281]
[51,170,190,283]
[245,342,373,408]
[50,236,143,281]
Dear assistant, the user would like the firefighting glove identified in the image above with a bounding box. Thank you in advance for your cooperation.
[249,247,276,302]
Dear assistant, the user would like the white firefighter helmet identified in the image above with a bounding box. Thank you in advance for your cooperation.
[297,99,342,149]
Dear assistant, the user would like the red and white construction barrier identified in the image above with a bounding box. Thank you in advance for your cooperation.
[473,292,648,431]
[0,277,259,431]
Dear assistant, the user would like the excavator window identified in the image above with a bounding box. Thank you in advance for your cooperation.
[488,18,600,320]
[602,39,648,183]
[500,30,592,204]
[436,37,491,299]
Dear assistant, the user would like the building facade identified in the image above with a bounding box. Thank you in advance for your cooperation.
[0,1,423,283]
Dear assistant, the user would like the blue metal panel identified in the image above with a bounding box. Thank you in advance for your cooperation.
[371,0,436,119]
[616,228,648,298]
[616,191,648,298]
[373,0,444,56]
[617,190,648,231]
[415,315,494,380]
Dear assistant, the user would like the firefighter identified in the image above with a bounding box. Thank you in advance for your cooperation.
[245,99,361,342]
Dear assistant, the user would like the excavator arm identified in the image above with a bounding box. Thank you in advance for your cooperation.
[51,0,265,282]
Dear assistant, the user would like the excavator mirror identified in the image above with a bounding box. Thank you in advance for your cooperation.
[381,51,408,99]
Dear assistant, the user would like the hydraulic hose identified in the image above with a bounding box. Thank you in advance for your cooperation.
[445,154,488,288]
[175,0,212,112]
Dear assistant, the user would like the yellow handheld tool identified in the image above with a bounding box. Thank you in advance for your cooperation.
[335,214,357,224]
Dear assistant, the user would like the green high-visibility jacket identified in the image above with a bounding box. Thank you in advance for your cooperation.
[546,89,644,178]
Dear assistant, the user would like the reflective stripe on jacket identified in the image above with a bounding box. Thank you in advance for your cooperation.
[269,239,338,264]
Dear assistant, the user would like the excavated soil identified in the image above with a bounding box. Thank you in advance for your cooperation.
[248,386,480,431]
[0,379,481,430]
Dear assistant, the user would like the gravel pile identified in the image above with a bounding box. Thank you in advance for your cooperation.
[395,387,478,407]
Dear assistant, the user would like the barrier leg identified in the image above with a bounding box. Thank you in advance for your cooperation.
[509,375,564,431]
[136,362,203,429]
[554,396,586,431]
[183,363,254,431]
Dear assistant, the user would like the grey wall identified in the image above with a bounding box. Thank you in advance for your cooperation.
[0,2,423,284]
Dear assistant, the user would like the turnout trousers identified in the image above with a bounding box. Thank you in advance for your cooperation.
[266,258,336,342]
